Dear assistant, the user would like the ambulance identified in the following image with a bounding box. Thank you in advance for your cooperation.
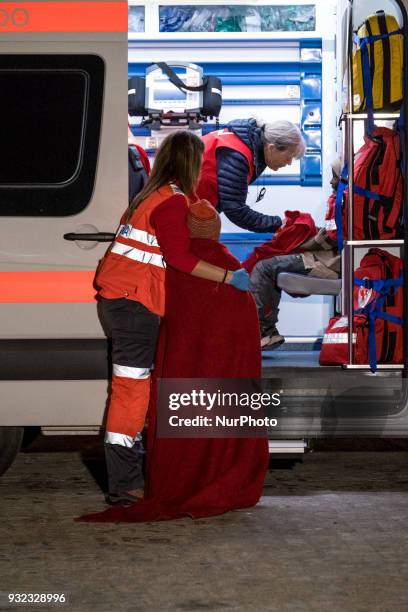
[1,0,408,475]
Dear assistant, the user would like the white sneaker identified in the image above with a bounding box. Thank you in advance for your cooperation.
[261,331,285,350]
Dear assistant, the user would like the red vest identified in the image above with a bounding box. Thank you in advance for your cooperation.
[96,184,186,316]
[196,129,255,206]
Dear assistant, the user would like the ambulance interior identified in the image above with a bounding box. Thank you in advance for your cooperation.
[128,0,408,447]
[129,1,405,353]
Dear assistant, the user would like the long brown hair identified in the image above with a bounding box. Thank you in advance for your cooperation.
[127,130,204,221]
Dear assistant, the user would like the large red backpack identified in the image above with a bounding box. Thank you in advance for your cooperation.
[320,248,403,371]
[333,127,403,251]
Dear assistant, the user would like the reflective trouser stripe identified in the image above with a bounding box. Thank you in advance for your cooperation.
[105,431,142,447]
[106,375,151,442]
[113,364,150,379]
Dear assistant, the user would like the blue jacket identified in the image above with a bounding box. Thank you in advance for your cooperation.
[216,119,282,232]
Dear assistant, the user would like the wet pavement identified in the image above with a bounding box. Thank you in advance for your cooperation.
[1,447,408,612]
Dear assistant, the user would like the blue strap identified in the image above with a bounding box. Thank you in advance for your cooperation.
[367,311,378,371]
[334,166,393,252]
[397,106,405,129]
[359,29,403,45]
[358,29,403,135]
[354,272,403,371]
[354,275,403,293]
[359,38,375,134]
[335,165,348,252]
[366,305,403,372]
[353,185,382,200]
[377,311,403,326]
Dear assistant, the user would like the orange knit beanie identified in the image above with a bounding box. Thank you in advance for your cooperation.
[187,199,221,241]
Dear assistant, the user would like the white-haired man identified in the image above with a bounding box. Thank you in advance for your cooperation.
[196,118,306,232]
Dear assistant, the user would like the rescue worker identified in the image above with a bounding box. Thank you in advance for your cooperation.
[95,130,250,506]
[196,118,306,232]
[247,160,342,349]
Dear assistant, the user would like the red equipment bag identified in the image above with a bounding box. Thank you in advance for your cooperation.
[320,248,403,371]
[333,127,403,251]
[319,314,369,366]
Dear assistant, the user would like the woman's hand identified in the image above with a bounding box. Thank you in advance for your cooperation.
[227,268,250,291]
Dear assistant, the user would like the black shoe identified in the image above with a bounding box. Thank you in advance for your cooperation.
[105,492,141,506]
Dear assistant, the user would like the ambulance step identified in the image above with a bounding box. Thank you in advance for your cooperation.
[268,439,306,454]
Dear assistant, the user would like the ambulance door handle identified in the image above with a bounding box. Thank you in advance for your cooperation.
[64,232,115,242]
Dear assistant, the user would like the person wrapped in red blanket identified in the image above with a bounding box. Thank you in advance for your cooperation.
[78,200,269,523]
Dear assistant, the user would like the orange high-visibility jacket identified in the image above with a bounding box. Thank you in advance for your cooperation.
[96,183,186,316]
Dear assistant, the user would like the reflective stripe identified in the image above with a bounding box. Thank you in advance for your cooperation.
[324,219,337,231]
[113,364,151,379]
[323,333,357,344]
[117,225,159,247]
[170,182,184,195]
[111,241,165,268]
[105,431,142,448]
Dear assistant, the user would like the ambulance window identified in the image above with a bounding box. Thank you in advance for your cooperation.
[128,5,145,32]
[0,55,104,217]
[1,72,85,184]
[159,5,316,33]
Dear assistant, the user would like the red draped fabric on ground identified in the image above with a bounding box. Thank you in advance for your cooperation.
[78,238,269,523]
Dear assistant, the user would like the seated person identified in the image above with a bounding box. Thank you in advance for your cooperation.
[246,160,341,349]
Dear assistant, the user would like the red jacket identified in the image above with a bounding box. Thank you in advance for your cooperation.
[243,211,317,273]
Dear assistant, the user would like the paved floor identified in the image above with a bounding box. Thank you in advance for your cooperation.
[1,450,408,612]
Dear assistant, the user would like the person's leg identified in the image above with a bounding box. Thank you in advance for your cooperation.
[249,254,307,347]
[100,298,160,504]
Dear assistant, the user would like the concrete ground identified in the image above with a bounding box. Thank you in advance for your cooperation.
[1,448,408,612]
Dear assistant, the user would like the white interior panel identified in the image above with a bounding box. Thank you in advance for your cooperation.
[129,44,302,65]
[219,105,301,124]
[223,85,300,101]
[279,294,333,337]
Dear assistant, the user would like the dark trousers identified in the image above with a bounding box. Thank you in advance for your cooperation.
[100,297,160,496]
[249,254,307,331]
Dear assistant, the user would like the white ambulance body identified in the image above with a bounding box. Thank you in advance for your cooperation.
[1,0,408,470]
[0,0,128,435]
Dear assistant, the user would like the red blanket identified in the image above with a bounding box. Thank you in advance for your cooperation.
[243,210,317,273]
[78,239,268,522]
